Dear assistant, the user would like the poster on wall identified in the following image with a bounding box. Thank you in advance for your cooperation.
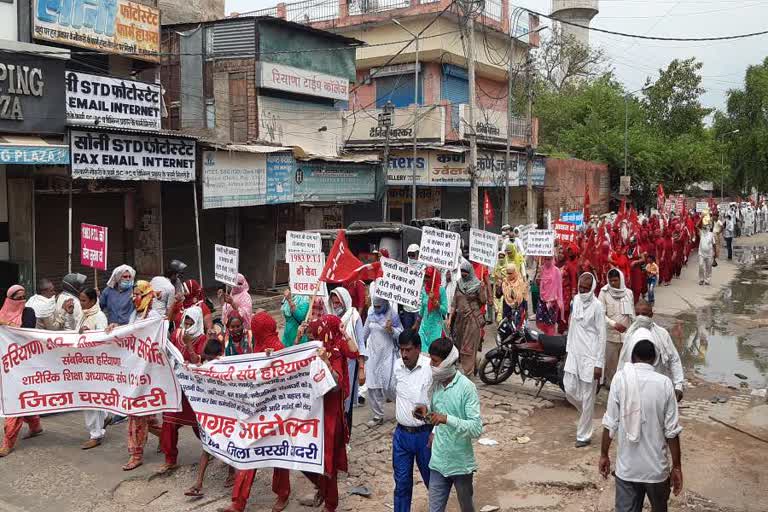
[202,151,267,209]
[71,131,195,181]
[267,154,295,204]
[66,72,161,131]
[34,0,160,62]
[80,223,108,271]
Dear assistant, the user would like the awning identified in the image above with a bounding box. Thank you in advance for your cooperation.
[0,135,69,165]
[203,142,292,154]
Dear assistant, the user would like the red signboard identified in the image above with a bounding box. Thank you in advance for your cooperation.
[554,221,577,243]
[80,223,108,271]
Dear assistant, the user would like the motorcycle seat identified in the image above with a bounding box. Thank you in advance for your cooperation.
[538,355,559,364]
[539,334,567,357]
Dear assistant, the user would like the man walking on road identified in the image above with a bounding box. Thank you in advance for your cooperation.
[416,337,482,512]
[392,330,433,512]
[598,269,635,387]
[697,221,715,286]
[564,273,606,448]
[600,340,683,512]
[724,215,735,260]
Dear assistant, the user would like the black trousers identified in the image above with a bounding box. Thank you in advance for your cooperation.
[615,477,670,512]
[725,237,733,260]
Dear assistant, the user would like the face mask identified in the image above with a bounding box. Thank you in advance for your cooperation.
[635,315,653,326]
[120,280,134,291]
[333,305,345,316]
[185,326,197,335]
[373,306,384,314]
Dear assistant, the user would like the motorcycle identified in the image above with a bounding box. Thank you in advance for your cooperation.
[478,317,567,396]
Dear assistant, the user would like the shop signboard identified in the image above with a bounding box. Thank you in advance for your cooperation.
[293,162,376,202]
[202,151,267,209]
[0,54,66,134]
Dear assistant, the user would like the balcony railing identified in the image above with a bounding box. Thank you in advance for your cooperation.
[286,0,340,22]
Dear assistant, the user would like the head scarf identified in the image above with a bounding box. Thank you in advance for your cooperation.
[78,297,104,331]
[424,267,441,312]
[310,297,327,321]
[182,306,205,338]
[493,250,507,281]
[226,310,247,340]
[502,265,527,307]
[222,273,253,327]
[602,269,634,315]
[107,264,136,289]
[314,314,352,399]
[62,273,87,297]
[538,257,564,311]
[251,311,281,352]
[457,259,481,295]
[0,285,26,327]
[572,273,598,321]
[26,294,56,320]
[371,296,390,315]
[182,279,205,308]
[330,287,362,343]
[133,280,155,315]
[429,345,459,398]
[504,242,524,270]
[330,287,349,316]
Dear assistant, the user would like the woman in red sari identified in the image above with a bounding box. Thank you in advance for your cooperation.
[159,306,207,473]
[169,279,213,332]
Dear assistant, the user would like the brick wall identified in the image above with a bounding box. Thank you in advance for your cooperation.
[211,58,259,143]
[543,157,610,217]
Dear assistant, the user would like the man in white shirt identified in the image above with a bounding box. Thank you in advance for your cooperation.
[598,269,635,387]
[618,301,684,401]
[600,339,683,512]
[697,221,715,286]
[393,330,433,512]
[564,273,607,448]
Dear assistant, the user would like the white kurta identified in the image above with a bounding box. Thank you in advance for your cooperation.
[619,323,685,392]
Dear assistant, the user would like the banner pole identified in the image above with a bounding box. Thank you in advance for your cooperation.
[192,183,203,286]
[94,268,98,292]
[67,176,73,274]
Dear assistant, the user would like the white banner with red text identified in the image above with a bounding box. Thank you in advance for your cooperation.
[169,341,330,473]
[0,318,181,417]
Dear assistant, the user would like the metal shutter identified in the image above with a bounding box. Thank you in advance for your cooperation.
[442,65,469,130]
[35,193,126,291]
[375,75,422,108]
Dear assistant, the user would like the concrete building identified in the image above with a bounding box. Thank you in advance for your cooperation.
[237,0,543,229]
[550,0,599,46]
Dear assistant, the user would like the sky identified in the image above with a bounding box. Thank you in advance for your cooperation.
[225,0,768,114]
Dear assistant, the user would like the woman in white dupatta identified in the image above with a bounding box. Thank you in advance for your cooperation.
[330,287,367,414]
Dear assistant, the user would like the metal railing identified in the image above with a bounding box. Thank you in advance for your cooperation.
[244,5,280,17]
[348,0,411,16]
[286,0,340,22]
[481,0,502,22]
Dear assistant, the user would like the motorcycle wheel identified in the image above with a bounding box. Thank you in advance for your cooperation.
[478,349,516,385]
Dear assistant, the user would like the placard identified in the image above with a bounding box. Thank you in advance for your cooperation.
[214,244,239,286]
[71,130,195,181]
[526,229,555,257]
[170,341,328,472]
[370,257,425,310]
[553,221,576,243]
[560,211,584,226]
[696,202,708,213]
[469,228,501,269]
[0,318,180,417]
[286,231,322,255]
[66,72,162,131]
[80,223,108,271]
[418,226,461,270]
[287,252,327,297]
[518,224,535,251]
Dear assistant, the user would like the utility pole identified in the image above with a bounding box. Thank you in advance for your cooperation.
[379,101,394,221]
[468,15,479,228]
[524,51,535,224]
[504,31,514,227]
[411,37,419,222]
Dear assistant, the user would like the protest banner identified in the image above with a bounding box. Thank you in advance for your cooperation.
[0,318,180,417]
[560,211,584,227]
[287,252,327,297]
[518,223,535,251]
[170,341,330,472]
[526,229,555,257]
[418,226,461,270]
[371,257,425,310]
[286,230,322,255]
[553,221,577,243]
[80,223,108,271]
[696,201,709,213]
[469,228,501,268]
[214,244,239,286]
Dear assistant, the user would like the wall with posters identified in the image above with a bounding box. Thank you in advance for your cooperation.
[202,150,268,209]
[258,95,342,158]
[293,161,377,202]
[33,0,160,61]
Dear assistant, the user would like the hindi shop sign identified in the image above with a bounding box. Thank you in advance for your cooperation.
[214,245,240,287]
[70,131,195,181]
[202,151,267,209]
[0,318,181,417]
[526,229,555,257]
[80,223,108,271]
[34,0,160,62]
[171,341,329,472]
[0,54,67,134]
[553,221,577,244]
[66,72,162,131]
[287,252,327,297]
[371,257,425,310]
[259,61,349,102]
[418,226,461,271]
[286,231,322,255]
[469,228,501,269]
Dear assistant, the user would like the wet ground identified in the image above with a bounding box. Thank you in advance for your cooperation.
[666,244,768,390]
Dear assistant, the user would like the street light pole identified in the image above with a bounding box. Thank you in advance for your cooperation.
[717,129,740,202]
[392,19,420,222]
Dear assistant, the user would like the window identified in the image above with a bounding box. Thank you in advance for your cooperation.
[375,74,423,108]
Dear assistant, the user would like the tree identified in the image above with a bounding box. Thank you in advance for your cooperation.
[535,32,608,92]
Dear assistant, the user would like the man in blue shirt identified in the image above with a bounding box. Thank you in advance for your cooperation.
[415,337,482,512]
[100,264,137,326]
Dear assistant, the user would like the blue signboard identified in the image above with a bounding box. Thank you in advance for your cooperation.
[294,162,376,202]
[0,146,69,165]
[560,211,584,226]
[267,154,295,204]
[518,157,546,187]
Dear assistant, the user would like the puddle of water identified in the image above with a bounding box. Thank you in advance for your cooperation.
[673,245,768,389]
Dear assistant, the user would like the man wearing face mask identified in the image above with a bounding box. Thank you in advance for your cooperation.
[598,269,635,388]
[100,265,137,327]
[618,300,684,401]
[564,273,607,448]
[25,279,58,330]
[150,260,187,318]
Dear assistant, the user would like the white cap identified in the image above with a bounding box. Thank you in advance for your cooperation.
[407,244,420,253]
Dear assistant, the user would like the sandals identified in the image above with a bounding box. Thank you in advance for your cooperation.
[155,463,178,475]
[184,485,204,498]
[122,458,143,471]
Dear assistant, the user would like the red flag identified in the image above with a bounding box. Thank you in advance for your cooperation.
[483,191,494,226]
[320,230,365,283]
[583,184,591,221]
[657,184,665,212]
[618,197,627,219]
